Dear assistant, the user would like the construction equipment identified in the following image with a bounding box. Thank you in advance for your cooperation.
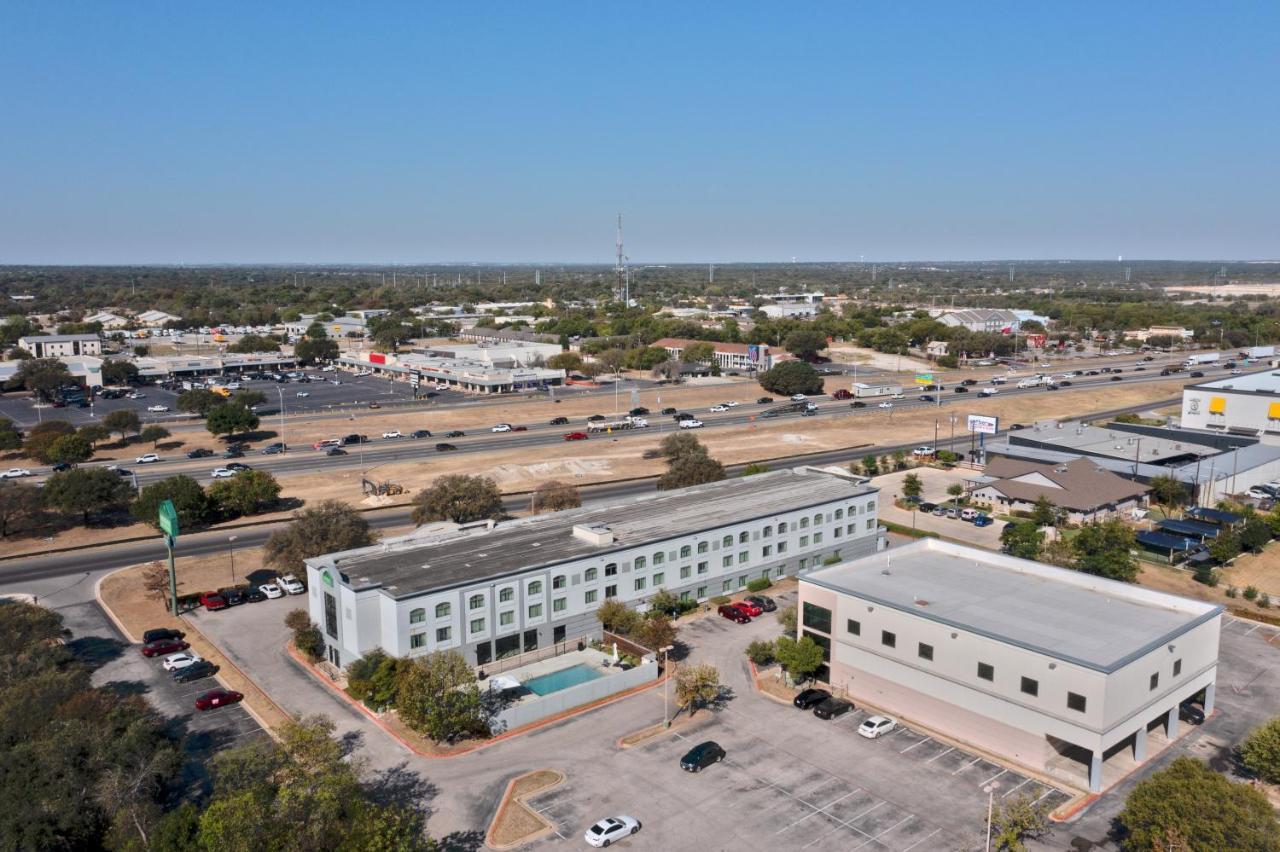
[361,478,405,497]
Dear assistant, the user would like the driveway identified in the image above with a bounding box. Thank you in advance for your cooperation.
[875,467,1004,548]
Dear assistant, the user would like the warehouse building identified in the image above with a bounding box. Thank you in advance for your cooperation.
[17,333,102,358]
[306,467,884,671]
[652,337,788,372]
[1181,370,1280,442]
[798,540,1220,792]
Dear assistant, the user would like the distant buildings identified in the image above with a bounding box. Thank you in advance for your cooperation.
[935,309,1027,333]
[0,355,103,389]
[1123,325,1194,343]
[85,311,130,330]
[17,334,102,358]
[652,337,786,372]
[1181,370,1280,441]
[459,327,561,347]
[135,309,182,327]
[342,341,565,394]
[759,291,825,318]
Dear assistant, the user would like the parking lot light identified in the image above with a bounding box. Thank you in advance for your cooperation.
[983,781,1000,852]
[660,644,675,728]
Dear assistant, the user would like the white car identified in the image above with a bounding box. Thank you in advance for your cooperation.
[162,652,203,672]
[320,365,336,372]
[1,468,33,479]
[584,815,640,848]
[146,405,169,413]
[280,574,305,594]
[858,715,898,739]
[790,393,808,401]
[628,418,648,428]
[979,388,998,397]
[1039,362,1052,368]
[135,453,161,464]
[296,391,310,397]
[709,405,729,413]
[127,392,145,399]
[491,424,512,432]
[210,468,236,478]
[724,401,740,407]
[382,430,403,439]
[890,393,906,399]
[678,419,704,429]
[877,401,893,409]
[259,582,284,599]
[912,446,935,457]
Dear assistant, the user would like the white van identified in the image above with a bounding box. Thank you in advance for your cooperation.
[1017,378,1039,389]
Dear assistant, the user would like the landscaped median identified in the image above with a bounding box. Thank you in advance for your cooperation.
[484,769,565,850]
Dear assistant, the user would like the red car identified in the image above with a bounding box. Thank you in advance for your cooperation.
[563,432,589,441]
[199,591,228,611]
[141,638,190,657]
[733,600,763,617]
[512,426,528,432]
[195,689,244,711]
[717,604,751,624]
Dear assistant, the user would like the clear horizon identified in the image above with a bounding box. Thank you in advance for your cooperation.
[2,3,1276,265]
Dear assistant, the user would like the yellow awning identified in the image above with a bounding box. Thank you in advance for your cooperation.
[1208,396,1226,414]
[1268,402,1280,420]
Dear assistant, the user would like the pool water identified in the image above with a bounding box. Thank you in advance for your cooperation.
[522,663,604,696]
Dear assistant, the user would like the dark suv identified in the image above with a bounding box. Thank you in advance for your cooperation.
[142,627,185,645]
[218,588,246,607]
[745,594,776,612]
[680,741,726,772]
[172,660,218,683]
[813,697,853,720]
[342,434,368,445]
[793,688,831,710]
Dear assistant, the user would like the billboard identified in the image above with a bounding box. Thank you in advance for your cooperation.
[747,344,761,364]
[914,372,934,385]
[369,352,387,365]
[967,414,998,435]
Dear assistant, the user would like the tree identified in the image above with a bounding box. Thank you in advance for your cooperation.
[901,473,923,500]
[285,608,325,661]
[1115,756,1279,851]
[674,663,722,717]
[231,388,267,409]
[0,482,44,537]
[45,434,93,465]
[395,651,489,742]
[265,500,376,572]
[1148,474,1188,507]
[21,420,74,464]
[989,793,1048,851]
[346,649,409,709]
[205,402,259,438]
[43,467,132,524]
[1000,522,1045,560]
[1071,519,1139,582]
[0,417,21,451]
[411,474,504,524]
[758,360,824,396]
[774,635,825,682]
[946,482,966,503]
[681,341,716,364]
[1240,716,1280,784]
[595,599,641,634]
[544,352,581,373]
[132,475,213,530]
[782,328,829,361]
[99,359,139,386]
[295,335,340,365]
[229,334,280,353]
[777,603,798,634]
[859,454,880,476]
[658,431,706,460]
[103,408,141,441]
[1029,495,1056,526]
[372,327,402,352]
[531,479,581,514]
[13,357,72,401]
[139,425,171,448]
[176,388,222,417]
[658,452,725,491]
[1209,527,1242,564]
[745,639,776,665]
[595,348,626,375]
[1240,514,1273,553]
[208,469,281,517]
[76,422,110,448]
[634,613,677,651]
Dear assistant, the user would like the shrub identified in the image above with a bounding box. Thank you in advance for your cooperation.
[1239,716,1280,784]
[1259,594,1272,609]
[285,609,325,662]
[1244,585,1260,601]
[745,639,776,666]
[709,595,731,606]
[746,577,771,593]
[822,554,841,566]
[1226,586,1239,598]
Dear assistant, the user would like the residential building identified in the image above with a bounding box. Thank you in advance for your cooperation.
[652,337,787,372]
[798,539,1220,792]
[969,457,1150,524]
[305,467,884,670]
[17,334,102,358]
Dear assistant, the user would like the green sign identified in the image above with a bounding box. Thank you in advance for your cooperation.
[158,499,179,540]
[914,372,934,385]
[322,570,334,588]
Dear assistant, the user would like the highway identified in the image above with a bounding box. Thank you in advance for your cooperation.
[2,396,1177,585]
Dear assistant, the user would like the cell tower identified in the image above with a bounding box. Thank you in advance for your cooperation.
[615,213,628,304]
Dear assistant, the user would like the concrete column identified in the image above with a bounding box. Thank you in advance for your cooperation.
[1204,682,1215,715]
[1133,729,1147,763]
[1166,705,1179,739]
[1088,753,1103,793]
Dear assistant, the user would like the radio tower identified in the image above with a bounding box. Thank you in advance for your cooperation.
[615,213,628,304]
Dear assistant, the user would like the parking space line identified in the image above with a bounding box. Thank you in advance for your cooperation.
[800,801,882,849]
[953,756,982,774]
[925,746,955,763]
[1033,787,1057,804]
[900,827,942,851]
[978,768,1007,787]
[899,737,931,754]
[855,814,913,850]
[1245,623,1262,636]
[1002,777,1031,798]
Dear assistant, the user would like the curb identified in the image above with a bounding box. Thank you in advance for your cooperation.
[483,769,565,851]
[94,566,139,643]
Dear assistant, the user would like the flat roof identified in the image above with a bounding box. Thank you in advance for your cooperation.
[803,539,1220,673]
[1188,370,1280,395]
[315,467,875,599]
[1009,420,1217,463]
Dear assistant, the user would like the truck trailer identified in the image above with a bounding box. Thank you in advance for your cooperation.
[1181,353,1221,368]
[852,382,902,398]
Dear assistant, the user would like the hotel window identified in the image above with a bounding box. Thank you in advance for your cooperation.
[763,525,773,537]
[409,608,425,624]
[1021,677,1039,697]
[697,586,707,599]
[1173,659,1182,677]
[833,527,842,538]
[435,626,451,642]
[762,545,773,557]
[800,517,810,529]
[435,602,451,618]
[499,611,514,626]
[813,513,823,526]
[528,580,542,595]
[681,565,691,579]
[881,630,896,648]
[846,618,860,636]
[722,556,732,568]
[654,551,665,565]
[778,541,788,553]
[778,521,788,533]
[653,572,664,586]
[738,576,747,588]
[1149,672,1159,691]
[698,561,708,574]
[585,590,598,605]
[634,577,646,591]
[553,597,566,613]
[631,557,644,571]
[977,662,994,681]
[868,501,876,511]
[802,602,832,633]
[553,575,567,590]
[469,594,484,610]
[722,535,733,548]
[800,536,809,547]
[799,558,807,570]
[847,524,855,535]
[499,587,515,602]
[680,545,692,558]
[834,508,843,519]
[697,541,708,554]
[866,519,875,531]
[680,591,691,601]
[410,632,426,649]
[739,531,750,544]
[1067,692,1087,713]
[605,563,618,576]
[917,642,933,661]
[722,579,733,592]
[605,585,617,598]
[528,603,543,618]
[738,551,748,564]
[814,532,823,544]
[470,618,485,634]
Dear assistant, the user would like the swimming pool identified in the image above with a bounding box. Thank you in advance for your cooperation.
[522,663,604,696]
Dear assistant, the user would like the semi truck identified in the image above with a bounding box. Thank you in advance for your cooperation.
[1242,345,1276,360]
[1181,353,1221,368]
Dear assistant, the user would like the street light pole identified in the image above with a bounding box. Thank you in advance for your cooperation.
[984,782,1000,852]
[660,644,675,727]
[275,387,286,452]
[228,535,238,583]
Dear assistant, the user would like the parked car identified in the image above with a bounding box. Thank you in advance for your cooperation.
[972,514,993,527]
[857,715,898,738]
[243,586,267,603]
[162,651,204,672]
[172,660,217,683]
[187,448,214,459]
[435,443,457,451]
[813,697,854,720]
[732,600,763,617]
[549,416,570,425]
[135,453,161,464]
[195,689,244,711]
[792,688,831,709]
[564,432,589,441]
[280,574,305,594]
[218,588,246,606]
[141,638,189,657]
[717,604,750,623]
[912,446,935,457]
[745,594,776,612]
[584,815,641,848]
[259,582,284,599]
[409,429,433,438]
[146,405,169,413]
[1179,699,1206,725]
[211,468,236,478]
[142,627,185,645]
[382,430,403,439]
[199,591,228,611]
[679,741,726,772]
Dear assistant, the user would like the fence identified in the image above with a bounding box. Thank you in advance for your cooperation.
[483,635,593,677]
[491,660,658,732]
[602,630,656,662]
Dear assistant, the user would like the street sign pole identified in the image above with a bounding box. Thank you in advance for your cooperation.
[158,499,181,616]
[166,535,178,616]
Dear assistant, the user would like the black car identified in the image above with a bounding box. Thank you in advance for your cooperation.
[919,394,935,402]
[1133,366,1145,371]
[1045,384,1059,391]
[679,741,726,772]
[222,448,245,459]
[51,462,73,472]
[1113,368,1124,373]
[172,660,217,683]
[261,443,287,455]
[187,448,214,459]
[757,397,774,404]
[142,627,185,645]
[660,407,677,415]
[850,401,866,408]
[424,391,440,398]
[793,688,831,710]
[443,430,464,438]
[1190,371,1205,378]
[918,502,937,513]
[114,467,133,477]
[674,412,695,421]
[1179,700,1206,725]
[326,447,347,456]
[746,594,776,612]
[1085,370,1099,376]
[1110,375,1122,382]
[343,434,368,445]
[813,697,854,720]
[410,429,433,439]
[953,386,968,393]
[630,407,649,416]
[218,588,246,606]
[436,443,458,452]
[227,462,251,472]
[550,416,570,425]
[243,586,267,603]
[961,379,978,386]
[1008,424,1025,430]
[1059,380,1072,386]
[587,414,605,422]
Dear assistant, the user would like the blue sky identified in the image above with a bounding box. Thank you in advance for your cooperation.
[1,3,1276,263]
